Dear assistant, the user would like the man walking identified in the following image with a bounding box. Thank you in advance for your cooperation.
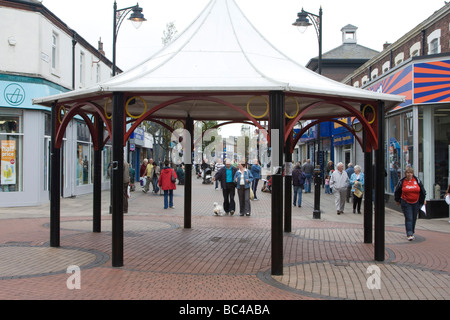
[302,159,314,193]
[330,162,349,215]
[213,159,238,215]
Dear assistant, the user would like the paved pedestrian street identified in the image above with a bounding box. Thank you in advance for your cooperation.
[0,176,448,308]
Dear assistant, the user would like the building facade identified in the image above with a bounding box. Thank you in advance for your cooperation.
[342,3,450,213]
[0,0,115,206]
[298,25,379,173]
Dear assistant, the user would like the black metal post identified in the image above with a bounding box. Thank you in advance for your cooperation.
[374,101,385,261]
[284,124,292,233]
[184,116,193,229]
[112,92,124,267]
[313,166,321,219]
[50,101,60,247]
[270,91,285,276]
[318,7,322,75]
[93,116,103,233]
[112,1,118,77]
[363,124,373,244]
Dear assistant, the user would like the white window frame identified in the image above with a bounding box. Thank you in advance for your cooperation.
[395,52,404,66]
[382,61,390,73]
[51,32,59,72]
[427,29,441,54]
[410,42,421,57]
[79,51,85,87]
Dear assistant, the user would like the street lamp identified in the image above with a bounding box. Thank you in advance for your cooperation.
[112,1,147,76]
[293,7,323,218]
[292,7,322,74]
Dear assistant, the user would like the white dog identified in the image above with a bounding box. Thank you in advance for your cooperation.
[213,202,224,216]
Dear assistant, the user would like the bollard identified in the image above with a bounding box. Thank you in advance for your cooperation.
[313,166,321,219]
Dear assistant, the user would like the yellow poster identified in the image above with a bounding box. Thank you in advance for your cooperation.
[1,140,16,185]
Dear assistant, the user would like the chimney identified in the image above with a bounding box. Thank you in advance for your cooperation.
[98,37,105,56]
[383,42,391,50]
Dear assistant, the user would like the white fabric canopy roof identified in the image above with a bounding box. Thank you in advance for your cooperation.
[34,0,403,120]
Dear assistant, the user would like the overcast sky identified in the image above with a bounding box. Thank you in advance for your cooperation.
[41,0,447,71]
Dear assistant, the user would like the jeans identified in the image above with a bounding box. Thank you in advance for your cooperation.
[325,185,331,194]
[153,176,160,193]
[252,179,259,199]
[304,173,312,193]
[293,185,303,206]
[163,190,173,209]
[400,199,420,236]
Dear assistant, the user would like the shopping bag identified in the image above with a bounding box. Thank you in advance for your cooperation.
[250,188,254,200]
[445,195,450,205]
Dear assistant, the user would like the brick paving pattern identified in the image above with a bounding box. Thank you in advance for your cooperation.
[0,176,448,300]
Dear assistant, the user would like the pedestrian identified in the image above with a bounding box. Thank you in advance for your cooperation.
[176,164,185,185]
[292,162,306,207]
[158,160,177,209]
[151,162,160,194]
[250,159,261,200]
[345,163,355,202]
[123,158,130,213]
[349,165,364,214]
[139,158,148,188]
[302,159,314,193]
[213,159,238,215]
[394,167,426,241]
[143,158,154,193]
[214,159,224,190]
[330,162,349,215]
[234,160,253,216]
[324,174,331,194]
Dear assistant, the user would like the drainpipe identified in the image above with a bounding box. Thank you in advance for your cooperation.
[421,29,426,56]
[72,31,77,90]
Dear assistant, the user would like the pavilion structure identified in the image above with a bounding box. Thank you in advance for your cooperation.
[34,0,403,275]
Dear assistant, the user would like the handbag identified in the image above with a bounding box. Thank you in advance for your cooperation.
[171,169,176,183]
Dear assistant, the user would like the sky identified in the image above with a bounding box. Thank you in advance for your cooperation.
[40,0,448,136]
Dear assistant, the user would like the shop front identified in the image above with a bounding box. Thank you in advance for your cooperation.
[367,55,450,217]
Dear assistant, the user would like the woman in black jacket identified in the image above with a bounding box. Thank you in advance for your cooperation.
[394,167,426,241]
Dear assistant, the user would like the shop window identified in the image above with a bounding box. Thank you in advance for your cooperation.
[0,113,23,192]
[387,115,401,193]
[434,108,450,197]
[76,121,92,186]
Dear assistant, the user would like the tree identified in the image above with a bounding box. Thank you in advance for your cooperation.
[161,22,178,46]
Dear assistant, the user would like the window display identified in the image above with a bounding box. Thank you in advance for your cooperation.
[0,114,23,192]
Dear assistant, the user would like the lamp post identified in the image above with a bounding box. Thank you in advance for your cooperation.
[292,7,322,74]
[293,7,323,218]
[112,1,147,76]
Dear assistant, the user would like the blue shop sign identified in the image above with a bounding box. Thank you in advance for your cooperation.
[130,127,145,146]
[1,75,68,111]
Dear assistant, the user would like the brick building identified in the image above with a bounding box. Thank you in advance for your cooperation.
[342,2,450,216]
